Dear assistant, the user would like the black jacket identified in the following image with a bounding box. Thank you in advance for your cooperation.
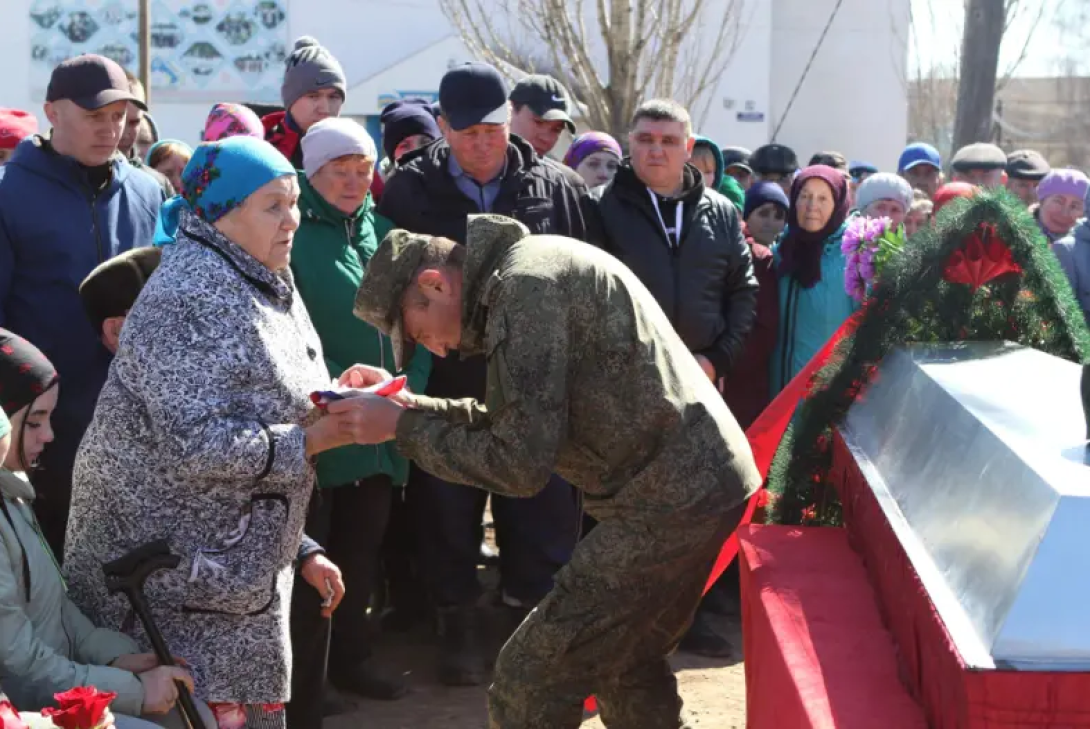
[592,162,758,378]
[378,134,592,398]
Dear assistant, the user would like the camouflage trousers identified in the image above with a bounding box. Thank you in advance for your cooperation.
[487,495,748,729]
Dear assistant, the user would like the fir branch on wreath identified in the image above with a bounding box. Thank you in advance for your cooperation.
[766,187,1090,526]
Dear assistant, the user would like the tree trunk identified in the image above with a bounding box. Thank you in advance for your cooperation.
[952,0,1005,153]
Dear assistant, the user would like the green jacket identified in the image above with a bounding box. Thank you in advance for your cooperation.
[291,173,431,487]
[0,469,144,714]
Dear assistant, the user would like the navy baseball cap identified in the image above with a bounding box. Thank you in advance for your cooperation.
[898,142,941,173]
[46,54,146,111]
[439,63,509,131]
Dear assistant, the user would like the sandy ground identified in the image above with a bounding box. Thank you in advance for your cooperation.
[326,508,747,729]
[325,608,746,729]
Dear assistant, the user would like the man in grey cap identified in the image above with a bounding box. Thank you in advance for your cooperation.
[721,146,753,190]
[950,142,1007,188]
[1006,149,1051,207]
[0,54,163,555]
[264,36,348,168]
[328,214,759,728]
[378,61,592,688]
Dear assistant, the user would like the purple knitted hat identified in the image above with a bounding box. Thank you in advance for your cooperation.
[563,132,622,169]
[1036,168,1090,203]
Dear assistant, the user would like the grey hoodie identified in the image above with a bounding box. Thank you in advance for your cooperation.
[0,469,144,714]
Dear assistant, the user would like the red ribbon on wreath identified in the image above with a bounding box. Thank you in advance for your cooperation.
[942,223,1022,292]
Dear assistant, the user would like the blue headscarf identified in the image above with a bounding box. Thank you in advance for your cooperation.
[156,136,295,245]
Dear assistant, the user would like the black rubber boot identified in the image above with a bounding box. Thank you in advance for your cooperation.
[330,660,410,701]
[437,605,488,686]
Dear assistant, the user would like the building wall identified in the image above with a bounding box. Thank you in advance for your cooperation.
[770,0,911,170]
[2,0,908,167]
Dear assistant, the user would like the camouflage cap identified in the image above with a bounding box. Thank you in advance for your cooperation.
[354,228,432,372]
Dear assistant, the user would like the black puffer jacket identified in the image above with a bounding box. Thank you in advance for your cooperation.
[378,134,592,398]
[592,162,758,378]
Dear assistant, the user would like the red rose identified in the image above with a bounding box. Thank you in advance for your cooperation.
[41,688,116,729]
[0,701,29,729]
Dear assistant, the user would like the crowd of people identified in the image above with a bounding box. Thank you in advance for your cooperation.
[0,31,1088,729]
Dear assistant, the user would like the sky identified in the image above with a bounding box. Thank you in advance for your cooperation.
[908,0,1083,78]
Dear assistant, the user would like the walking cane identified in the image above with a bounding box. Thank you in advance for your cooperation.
[103,539,203,729]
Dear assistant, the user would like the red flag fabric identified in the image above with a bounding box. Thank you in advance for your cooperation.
[585,311,864,716]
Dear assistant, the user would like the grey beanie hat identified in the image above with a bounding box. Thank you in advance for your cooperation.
[855,172,914,213]
[282,36,347,110]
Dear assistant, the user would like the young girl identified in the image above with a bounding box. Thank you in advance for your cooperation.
[145,141,193,197]
[0,329,205,729]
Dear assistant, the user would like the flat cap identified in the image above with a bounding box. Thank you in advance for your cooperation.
[951,142,1007,172]
[721,146,752,173]
[79,246,162,330]
[809,151,848,171]
[751,143,798,174]
[1006,149,1050,181]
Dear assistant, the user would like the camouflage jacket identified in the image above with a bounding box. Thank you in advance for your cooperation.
[394,216,761,520]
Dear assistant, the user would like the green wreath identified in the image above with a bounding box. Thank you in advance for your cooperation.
[766,188,1090,526]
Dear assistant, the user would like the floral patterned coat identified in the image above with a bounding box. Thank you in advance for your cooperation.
[64,208,328,704]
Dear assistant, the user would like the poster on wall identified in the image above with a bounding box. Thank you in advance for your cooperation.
[28,0,288,103]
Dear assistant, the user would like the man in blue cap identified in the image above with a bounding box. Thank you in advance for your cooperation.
[377,61,592,688]
[897,142,943,198]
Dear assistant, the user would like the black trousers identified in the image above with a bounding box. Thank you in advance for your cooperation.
[286,476,394,729]
[414,471,579,607]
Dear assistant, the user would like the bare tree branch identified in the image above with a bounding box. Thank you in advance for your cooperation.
[440,0,744,139]
[996,0,1051,90]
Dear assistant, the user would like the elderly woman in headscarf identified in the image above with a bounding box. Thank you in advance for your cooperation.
[64,137,355,729]
[771,165,858,394]
[562,132,622,188]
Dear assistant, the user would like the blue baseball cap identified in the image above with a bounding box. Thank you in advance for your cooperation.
[898,143,941,173]
[849,161,878,179]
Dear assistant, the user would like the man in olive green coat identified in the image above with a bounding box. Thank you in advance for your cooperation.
[327,214,760,728]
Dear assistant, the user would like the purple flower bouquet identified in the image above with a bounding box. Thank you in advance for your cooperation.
[842,216,906,302]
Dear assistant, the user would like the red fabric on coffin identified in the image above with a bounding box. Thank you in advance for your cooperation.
[583,310,868,715]
[831,430,1090,728]
[740,524,927,729]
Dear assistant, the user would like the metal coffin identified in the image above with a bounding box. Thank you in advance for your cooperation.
[840,341,1090,671]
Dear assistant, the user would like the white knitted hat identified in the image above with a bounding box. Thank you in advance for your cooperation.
[301,117,377,180]
[855,172,914,212]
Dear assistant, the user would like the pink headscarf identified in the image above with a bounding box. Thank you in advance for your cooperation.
[202,103,264,142]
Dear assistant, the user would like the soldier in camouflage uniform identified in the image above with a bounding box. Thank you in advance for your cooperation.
[327,214,761,728]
